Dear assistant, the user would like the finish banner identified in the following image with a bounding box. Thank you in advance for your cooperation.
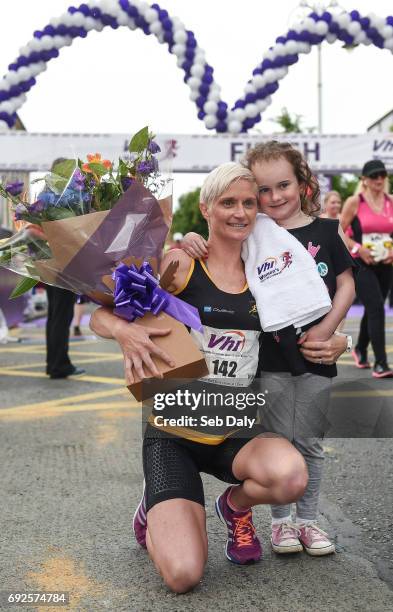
[1,131,393,174]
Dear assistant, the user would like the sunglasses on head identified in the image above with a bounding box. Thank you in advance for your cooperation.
[368,171,387,180]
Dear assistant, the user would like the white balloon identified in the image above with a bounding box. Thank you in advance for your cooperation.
[16,67,31,82]
[245,103,259,118]
[194,50,206,63]
[84,17,97,31]
[347,21,361,36]
[0,121,10,131]
[172,44,186,58]
[353,31,366,45]
[257,99,269,112]
[335,13,351,28]
[144,8,159,24]
[18,45,30,57]
[62,13,74,27]
[292,21,304,34]
[244,83,256,95]
[275,66,288,79]
[232,108,246,121]
[207,89,221,102]
[382,25,393,39]
[191,63,205,78]
[189,90,199,101]
[49,16,61,28]
[52,35,66,49]
[326,32,337,44]
[187,76,202,90]
[384,38,393,50]
[173,29,187,44]
[0,101,14,114]
[284,40,299,54]
[228,120,242,134]
[5,71,19,86]
[273,43,285,57]
[252,74,266,88]
[315,21,328,36]
[40,35,54,51]
[204,114,218,129]
[116,12,130,26]
[70,12,85,27]
[27,38,42,52]
[297,42,311,54]
[149,21,162,35]
[263,49,275,61]
[303,18,316,33]
[263,69,276,83]
[64,36,74,46]
[204,100,218,114]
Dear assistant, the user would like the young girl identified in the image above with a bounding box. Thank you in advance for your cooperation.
[183,141,355,557]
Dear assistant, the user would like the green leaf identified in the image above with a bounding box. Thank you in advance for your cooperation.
[52,159,77,179]
[88,162,110,177]
[118,158,129,177]
[10,276,38,299]
[128,126,149,153]
[44,207,76,221]
[0,249,12,264]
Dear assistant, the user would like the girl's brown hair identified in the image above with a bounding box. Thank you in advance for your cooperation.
[244,141,321,216]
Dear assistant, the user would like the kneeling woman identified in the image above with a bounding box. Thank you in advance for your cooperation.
[90,163,307,593]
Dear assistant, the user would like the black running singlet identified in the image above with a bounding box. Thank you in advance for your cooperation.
[175,259,261,386]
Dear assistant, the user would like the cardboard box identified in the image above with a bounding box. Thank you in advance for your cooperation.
[127,311,208,401]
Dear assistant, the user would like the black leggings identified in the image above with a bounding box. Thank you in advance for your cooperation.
[355,263,392,364]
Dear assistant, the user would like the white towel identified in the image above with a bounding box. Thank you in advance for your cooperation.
[242,214,331,332]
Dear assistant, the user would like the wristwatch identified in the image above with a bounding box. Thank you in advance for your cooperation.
[350,243,361,255]
[335,332,353,352]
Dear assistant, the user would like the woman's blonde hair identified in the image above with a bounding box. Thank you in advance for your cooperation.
[323,190,342,207]
[200,162,256,207]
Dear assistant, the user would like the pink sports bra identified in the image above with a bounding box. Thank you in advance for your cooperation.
[357,193,393,234]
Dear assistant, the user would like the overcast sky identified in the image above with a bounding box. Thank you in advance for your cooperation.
[1,0,393,202]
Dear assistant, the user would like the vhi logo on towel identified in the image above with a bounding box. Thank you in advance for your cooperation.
[257,251,293,282]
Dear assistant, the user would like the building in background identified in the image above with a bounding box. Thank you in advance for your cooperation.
[368,109,393,133]
[0,114,29,230]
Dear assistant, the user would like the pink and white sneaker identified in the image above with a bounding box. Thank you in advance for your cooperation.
[271,522,303,554]
[132,482,147,549]
[298,523,335,556]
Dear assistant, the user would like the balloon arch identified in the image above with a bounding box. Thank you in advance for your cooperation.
[0,2,393,134]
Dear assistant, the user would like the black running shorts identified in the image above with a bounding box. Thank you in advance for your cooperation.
[142,424,268,512]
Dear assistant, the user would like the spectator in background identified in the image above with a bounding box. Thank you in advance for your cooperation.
[320,190,342,221]
[341,159,393,378]
[45,158,85,379]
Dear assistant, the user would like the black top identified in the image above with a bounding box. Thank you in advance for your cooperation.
[258,217,355,378]
[178,259,261,331]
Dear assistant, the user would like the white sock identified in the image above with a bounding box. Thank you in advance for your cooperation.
[272,515,292,526]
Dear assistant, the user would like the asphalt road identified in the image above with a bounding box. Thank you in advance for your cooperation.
[0,316,393,611]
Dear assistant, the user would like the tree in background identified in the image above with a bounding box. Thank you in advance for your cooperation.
[171,187,208,238]
[331,175,359,201]
[272,107,303,133]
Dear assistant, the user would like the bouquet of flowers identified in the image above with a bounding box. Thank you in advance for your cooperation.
[0,127,172,300]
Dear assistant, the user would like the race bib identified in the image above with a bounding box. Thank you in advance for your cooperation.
[190,325,260,387]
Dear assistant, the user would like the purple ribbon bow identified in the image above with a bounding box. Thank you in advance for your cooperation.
[112,262,202,332]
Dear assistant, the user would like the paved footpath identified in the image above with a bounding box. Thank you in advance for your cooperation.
[0,315,393,611]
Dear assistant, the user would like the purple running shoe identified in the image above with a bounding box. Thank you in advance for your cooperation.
[132,482,147,549]
[215,486,262,564]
